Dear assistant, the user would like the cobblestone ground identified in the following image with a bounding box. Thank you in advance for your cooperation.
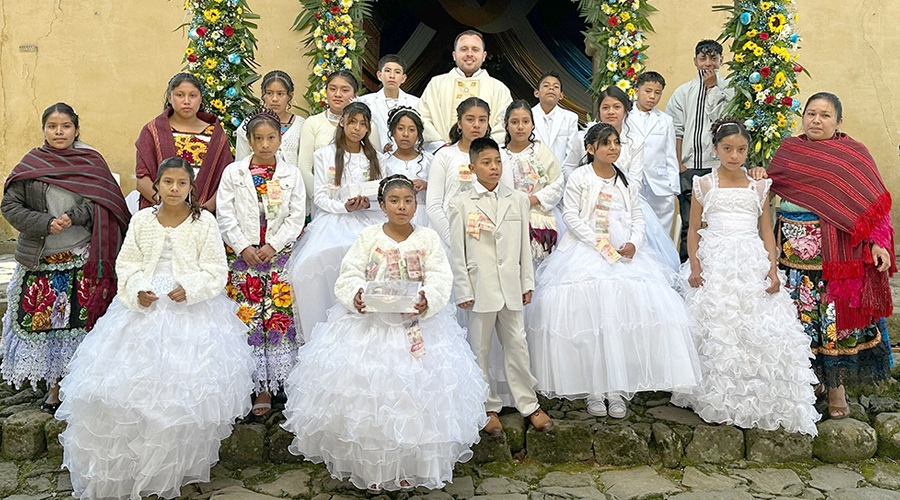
[2,375,900,500]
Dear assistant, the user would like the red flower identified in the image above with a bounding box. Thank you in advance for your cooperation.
[326,34,336,43]
[759,32,770,41]
[223,26,234,37]
[626,67,636,77]
[330,5,340,14]
[339,35,346,41]
[793,65,803,72]
[609,16,619,27]
[188,54,198,63]
[314,13,321,19]
[265,312,292,333]
[633,50,639,55]
[782,96,794,106]
[631,56,637,62]
[240,276,265,303]
[196,26,208,37]
[759,66,771,78]
[23,277,56,314]
[765,95,776,104]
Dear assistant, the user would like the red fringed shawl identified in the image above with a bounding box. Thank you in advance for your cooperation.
[768,133,896,330]
[4,144,131,327]
[135,108,233,209]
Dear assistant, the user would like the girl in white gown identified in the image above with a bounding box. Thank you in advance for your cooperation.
[287,102,385,341]
[670,119,819,435]
[381,107,433,227]
[56,158,254,500]
[525,123,701,419]
[282,175,487,492]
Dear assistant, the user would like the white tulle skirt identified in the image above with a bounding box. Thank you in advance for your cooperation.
[287,209,386,341]
[56,295,254,500]
[525,236,701,399]
[670,227,819,435]
[282,304,488,491]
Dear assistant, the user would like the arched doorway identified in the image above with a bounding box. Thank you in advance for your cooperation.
[361,0,593,121]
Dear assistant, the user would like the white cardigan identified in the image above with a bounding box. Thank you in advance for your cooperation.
[334,224,451,321]
[115,209,227,311]
[216,155,307,254]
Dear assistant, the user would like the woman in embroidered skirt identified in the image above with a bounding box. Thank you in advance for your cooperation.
[751,92,895,419]
[0,103,130,413]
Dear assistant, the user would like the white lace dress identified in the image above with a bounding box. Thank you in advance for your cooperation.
[282,224,487,491]
[525,165,701,399]
[57,228,254,500]
[670,170,819,436]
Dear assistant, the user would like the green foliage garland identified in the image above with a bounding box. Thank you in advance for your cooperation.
[293,0,373,114]
[574,0,657,100]
[181,0,261,142]
[715,0,809,167]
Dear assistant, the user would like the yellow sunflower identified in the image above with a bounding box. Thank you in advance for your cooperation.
[768,13,786,32]
[205,58,217,69]
[203,9,220,23]
[760,2,771,10]
[774,71,786,87]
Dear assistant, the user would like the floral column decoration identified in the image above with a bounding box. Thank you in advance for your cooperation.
[294,0,373,114]
[715,0,808,167]
[574,0,657,99]
[182,0,261,141]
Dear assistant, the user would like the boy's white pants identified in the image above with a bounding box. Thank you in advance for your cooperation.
[467,306,539,416]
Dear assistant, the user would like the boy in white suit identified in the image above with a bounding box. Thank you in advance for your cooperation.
[626,71,680,236]
[449,137,553,436]
[358,54,419,152]
[531,72,579,165]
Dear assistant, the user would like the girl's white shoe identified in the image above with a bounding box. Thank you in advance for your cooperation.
[607,394,627,419]
[586,397,607,417]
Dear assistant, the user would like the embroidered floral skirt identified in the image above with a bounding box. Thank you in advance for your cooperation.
[778,211,891,389]
[225,243,298,393]
[1,244,91,388]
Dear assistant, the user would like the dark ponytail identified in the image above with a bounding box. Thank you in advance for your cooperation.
[449,97,490,144]
[583,123,628,187]
[710,116,751,146]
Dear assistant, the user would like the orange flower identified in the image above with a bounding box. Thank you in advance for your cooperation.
[236,305,256,323]
[32,309,51,330]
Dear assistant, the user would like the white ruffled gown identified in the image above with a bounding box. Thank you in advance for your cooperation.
[282,224,488,491]
[670,170,819,435]
[287,145,386,341]
[57,235,254,500]
[525,165,702,399]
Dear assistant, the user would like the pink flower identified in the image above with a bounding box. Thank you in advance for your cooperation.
[789,233,821,261]
[798,284,816,311]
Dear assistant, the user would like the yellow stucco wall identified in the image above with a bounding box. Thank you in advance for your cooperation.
[0,0,307,237]
[1,0,898,239]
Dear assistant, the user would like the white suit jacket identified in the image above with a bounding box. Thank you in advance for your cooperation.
[625,108,681,196]
[358,88,419,150]
[449,183,534,313]
[531,104,579,165]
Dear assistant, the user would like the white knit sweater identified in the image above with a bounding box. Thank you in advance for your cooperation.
[115,208,228,311]
[334,224,451,321]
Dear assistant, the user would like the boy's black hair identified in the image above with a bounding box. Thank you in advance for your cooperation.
[537,71,563,92]
[468,137,501,164]
[695,39,723,57]
[377,54,407,73]
[636,71,666,89]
